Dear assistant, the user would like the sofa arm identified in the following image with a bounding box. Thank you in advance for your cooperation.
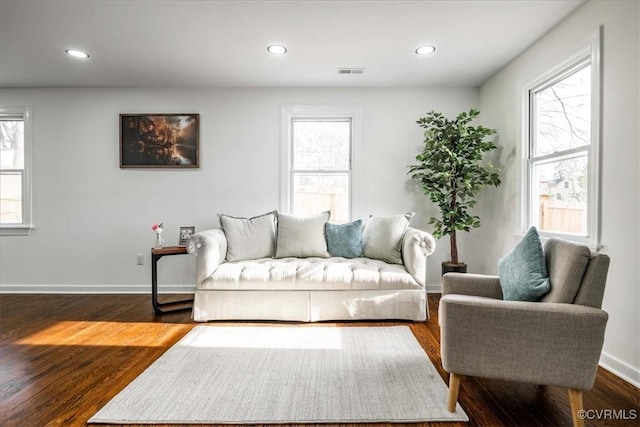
[442,273,503,299]
[402,227,436,286]
[186,229,227,285]
[439,294,608,390]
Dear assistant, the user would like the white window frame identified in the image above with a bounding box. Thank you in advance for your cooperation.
[0,105,33,236]
[280,105,362,221]
[521,27,601,249]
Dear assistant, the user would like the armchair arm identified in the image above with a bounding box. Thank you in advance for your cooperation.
[439,294,608,390]
[186,229,227,285]
[442,273,503,299]
[402,227,436,286]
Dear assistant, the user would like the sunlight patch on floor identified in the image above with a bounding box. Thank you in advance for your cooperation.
[181,326,344,350]
[15,321,191,347]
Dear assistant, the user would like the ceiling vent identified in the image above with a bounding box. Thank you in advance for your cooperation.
[338,68,366,75]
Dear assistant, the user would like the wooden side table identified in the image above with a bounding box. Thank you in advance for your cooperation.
[151,245,194,314]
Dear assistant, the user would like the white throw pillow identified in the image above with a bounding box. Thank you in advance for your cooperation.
[275,211,331,258]
[219,211,277,261]
[362,213,414,264]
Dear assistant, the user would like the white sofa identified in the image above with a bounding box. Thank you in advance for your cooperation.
[186,212,436,322]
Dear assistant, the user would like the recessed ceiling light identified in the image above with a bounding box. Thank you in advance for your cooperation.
[65,49,90,59]
[267,45,287,55]
[415,45,436,56]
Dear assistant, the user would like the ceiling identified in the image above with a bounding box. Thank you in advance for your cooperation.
[0,0,585,88]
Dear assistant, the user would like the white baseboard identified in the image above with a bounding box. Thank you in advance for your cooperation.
[600,351,640,388]
[426,284,442,293]
[0,284,195,294]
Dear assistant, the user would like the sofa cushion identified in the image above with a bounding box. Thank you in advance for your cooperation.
[275,211,331,258]
[498,226,551,301]
[325,220,364,258]
[199,257,423,291]
[219,211,276,262]
[362,213,413,264]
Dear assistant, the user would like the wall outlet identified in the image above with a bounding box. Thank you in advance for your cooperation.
[136,254,144,265]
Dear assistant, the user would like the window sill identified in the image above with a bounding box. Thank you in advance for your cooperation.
[0,225,34,236]
[538,232,600,252]
[517,230,601,252]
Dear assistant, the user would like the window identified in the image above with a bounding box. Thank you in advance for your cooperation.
[1,106,32,235]
[281,105,361,223]
[523,28,601,248]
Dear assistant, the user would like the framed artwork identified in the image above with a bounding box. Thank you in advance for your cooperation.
[120,113,199,168]
[178,226,196,246]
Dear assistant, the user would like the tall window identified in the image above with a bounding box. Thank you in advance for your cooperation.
[281,106,361,223]
[523,28,600,247]
[1,106,32,235]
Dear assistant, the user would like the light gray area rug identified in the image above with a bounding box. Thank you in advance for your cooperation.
[89,325,468,424]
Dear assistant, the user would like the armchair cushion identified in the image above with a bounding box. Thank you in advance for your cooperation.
[542,238,592,304]
[498,226,550,301]
[325,220,364,258]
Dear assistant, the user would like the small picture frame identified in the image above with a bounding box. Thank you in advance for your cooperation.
[178,226,196,246]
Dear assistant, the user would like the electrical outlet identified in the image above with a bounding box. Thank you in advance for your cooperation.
[136,254,144,265]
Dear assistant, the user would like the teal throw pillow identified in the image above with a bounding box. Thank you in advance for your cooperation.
[325,220,364,258]
[498,226,551,301]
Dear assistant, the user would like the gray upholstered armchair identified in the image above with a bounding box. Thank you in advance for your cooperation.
[439,238,610,427]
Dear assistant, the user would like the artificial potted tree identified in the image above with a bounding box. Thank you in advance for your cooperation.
[408,109,501,275]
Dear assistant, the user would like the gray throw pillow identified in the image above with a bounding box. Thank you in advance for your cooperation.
[498,226,551,301]
[325,220,364,258]
[362,213,414,264]
[219,211,276,262]
[275,211,331,258]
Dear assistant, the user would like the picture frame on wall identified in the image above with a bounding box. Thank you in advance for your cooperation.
[178,226,196,246]
[120,113,199,168]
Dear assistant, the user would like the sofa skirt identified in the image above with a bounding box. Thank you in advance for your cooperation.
[192,289,427,322]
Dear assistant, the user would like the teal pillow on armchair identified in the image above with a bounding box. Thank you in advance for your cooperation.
[498,226,551,301]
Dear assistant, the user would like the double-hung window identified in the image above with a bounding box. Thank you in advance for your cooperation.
[281,105,361,223]
[1,106,32,235]
[523,28,601,248]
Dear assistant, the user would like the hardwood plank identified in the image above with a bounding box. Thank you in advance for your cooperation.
[0,294,637,427]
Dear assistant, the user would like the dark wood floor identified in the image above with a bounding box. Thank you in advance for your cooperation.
[0,294,637,427]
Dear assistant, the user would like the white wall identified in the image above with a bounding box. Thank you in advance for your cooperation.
[476,0,640,385]
[0,87,478,292]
